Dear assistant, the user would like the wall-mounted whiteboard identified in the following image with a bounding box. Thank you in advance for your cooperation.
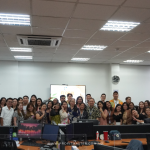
[50,85,86,102]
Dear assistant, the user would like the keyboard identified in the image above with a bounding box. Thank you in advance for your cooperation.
[21,141,45,147]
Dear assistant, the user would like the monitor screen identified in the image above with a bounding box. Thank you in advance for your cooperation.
[42,124,59,142]
[74,123,93,138]
[18,123,42,139]
[66,123,74,141]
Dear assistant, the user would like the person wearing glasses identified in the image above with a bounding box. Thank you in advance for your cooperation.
[1,98,14,126]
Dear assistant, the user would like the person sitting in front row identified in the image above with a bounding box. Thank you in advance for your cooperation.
[132,109,146,124]
[36,103,47,124]
[145,107,150,122]
[50,103,61,125]
[86,98,101,120]
[79,103,88,119]
[59,101,69,124]
[68,98,79,123]
[113,104,122,125]
[24,103,36,120]
[109,91,123,108]
[122,102,132,125]
[1,98,14,126]
[106,101,114,125]
[13,103,25,126]
[138,101,146,115]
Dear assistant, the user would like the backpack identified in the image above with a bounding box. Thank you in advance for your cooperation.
[109,130,121,140]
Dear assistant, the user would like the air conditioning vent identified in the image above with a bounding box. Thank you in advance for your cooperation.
[17,35,62,47]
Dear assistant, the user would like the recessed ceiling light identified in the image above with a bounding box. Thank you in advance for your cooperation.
[81,45,107,51]
[14,56,32,59]
[0,14,30,26]
[100,21,140,32]
[123,60,143,63]
[147,51,150,53]
[10,47,32,52]
[71,58,90,61]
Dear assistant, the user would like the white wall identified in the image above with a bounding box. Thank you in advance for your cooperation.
[0,60,150,105]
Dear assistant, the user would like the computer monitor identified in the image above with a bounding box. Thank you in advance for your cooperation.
[77,119,99,125]
[18,123,42,139]
[94,144,126,150]
[144,118,150,123]
[74,122,93,138]
[42,124,59,142]
[66,123,74,141]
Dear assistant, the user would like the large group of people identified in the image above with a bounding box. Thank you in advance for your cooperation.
[0,91,150,126]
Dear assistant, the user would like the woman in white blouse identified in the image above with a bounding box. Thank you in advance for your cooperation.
[59,101,69,124]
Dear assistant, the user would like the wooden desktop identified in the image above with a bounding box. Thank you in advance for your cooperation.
[18,138,147,150]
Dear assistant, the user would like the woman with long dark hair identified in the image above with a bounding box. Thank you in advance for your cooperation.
[97,101,108,125]
[122,102,132,125]
[12,98,18,111]
[76,96,83,108]
[0,97,6,108]
[113,104,122,125]
[50,103,61,125]
[59,101,69,124]
[13,103,25,126]
[129,102,135,110]
[144,100,150,108]
[68,98,79,123]
[79,103,88,119]
[18,97,23,105]
[24,103,36,120]
[36,98,42,111]
[138,101,146,115]
[105,101,114,125]
[36,103,47,124]
[30,95,37,107]
[46,101,53,124]
[132,109,145,124]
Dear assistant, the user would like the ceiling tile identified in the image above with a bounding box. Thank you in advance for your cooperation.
[32,0,75,17]
[57,44,82,50]
[92,30,126,40]
[32,17,69,29]
[33,28,64,36]
[0,47,9,52]
[56,49,79,55]
[136,42,150,47]
[0,0,30,14]
[103,46,129,52]
[0,41,7,47]
[33,48,56,53]
[120,33,150,41]
[74,50,99,57]
[127,47,150,53]
[61,37,88,45]
[110,7,150,22]
[111,40,140,47]
[87,39,115,46]
[0,25,31,34]
[132,23,150,33]
[63,30,96,38]
[79,0,125,5]
[67,19,106,30]
[33,52,53,57]
[3,34,19,47]
[73,4,118,20]
[133,53,150,60]
[115,52,139,59]
[123,0,150,8]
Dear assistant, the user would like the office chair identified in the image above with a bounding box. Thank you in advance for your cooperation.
[0,138,17,150]
[126,139,144,150]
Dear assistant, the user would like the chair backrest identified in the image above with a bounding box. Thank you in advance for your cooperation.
[146,134,150,150]
[0,138,17,150]
[126,139,144,150]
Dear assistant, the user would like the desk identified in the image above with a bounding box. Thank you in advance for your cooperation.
[18,138,147,150]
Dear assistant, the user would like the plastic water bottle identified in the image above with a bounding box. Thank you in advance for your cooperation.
[96,131,99,140]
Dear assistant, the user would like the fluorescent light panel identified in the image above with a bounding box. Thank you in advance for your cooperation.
[0,14,30,26]
[14,56,32,59]
[100,21,140,32]
[81,45,107,51]
[147,51,150,53]
[10,47,32,52]
[123,60,143,63]
[71,58,90,61]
